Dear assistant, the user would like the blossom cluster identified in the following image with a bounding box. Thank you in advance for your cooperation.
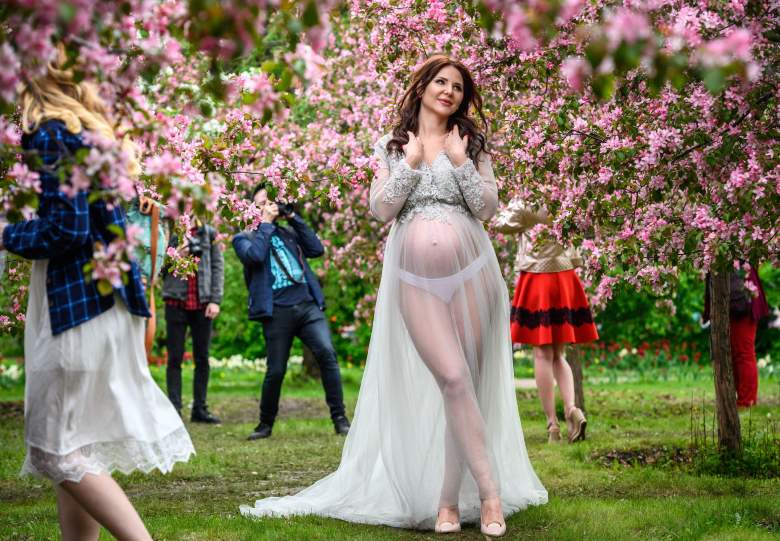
[1,0,778,338]
[0,0,337,329]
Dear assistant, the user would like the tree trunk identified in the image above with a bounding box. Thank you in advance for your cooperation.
[302,344,321,379]
[567,345,586,414]
[709,269,741,453]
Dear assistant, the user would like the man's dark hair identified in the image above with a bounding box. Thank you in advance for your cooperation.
[251,182,268,200]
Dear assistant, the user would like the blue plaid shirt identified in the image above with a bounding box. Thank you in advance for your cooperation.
[2,120,150,335]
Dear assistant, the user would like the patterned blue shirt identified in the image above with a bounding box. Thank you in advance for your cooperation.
[269,235,304,289]
[269,233,312,306]
[2,120,150,335]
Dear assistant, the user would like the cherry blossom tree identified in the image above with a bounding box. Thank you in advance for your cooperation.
[479,0,779,452]
[2,1,778,454]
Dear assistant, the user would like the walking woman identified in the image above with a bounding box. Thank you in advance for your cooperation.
[494,199,598,443]
[0,49,194,540]
[241,55,547,537]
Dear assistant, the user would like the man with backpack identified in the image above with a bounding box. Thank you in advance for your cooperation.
[162,218,224,423]
[233,184,350,440]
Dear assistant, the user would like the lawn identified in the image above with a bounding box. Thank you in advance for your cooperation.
[1,362,779,540]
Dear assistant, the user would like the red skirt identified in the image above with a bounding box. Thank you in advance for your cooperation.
[510,269,599,346]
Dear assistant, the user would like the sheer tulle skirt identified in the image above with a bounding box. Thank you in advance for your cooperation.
[241,211,547,529]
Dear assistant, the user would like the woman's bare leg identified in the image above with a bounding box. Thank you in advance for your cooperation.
[533,345,558,426]
[400,284,498,504]
[58,473,152,541]
[552,343,576,415]
[55,484,100,541]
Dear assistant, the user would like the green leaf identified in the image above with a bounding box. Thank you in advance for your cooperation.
[614,41,643,72]
[585,38,608,70]
[198,99,215,117]
[301,1,319,28]
[97,279,114,297]
[275,68,293,92]
[58,3,76,24]
[592,74,616,100]
[287,18,303,36]
[702,68,726,94]
[107,224,125,238]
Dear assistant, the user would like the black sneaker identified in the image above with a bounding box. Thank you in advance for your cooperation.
[191,407,221,424]
[333,416,351,435]
[247,423,273,440]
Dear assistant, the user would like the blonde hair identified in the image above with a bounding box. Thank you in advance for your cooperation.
[20,45,140,175]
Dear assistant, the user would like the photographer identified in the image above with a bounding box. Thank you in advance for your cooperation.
[233,184,349,440]
[162,218,224,423]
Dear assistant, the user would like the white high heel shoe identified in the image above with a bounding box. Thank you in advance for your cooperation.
[480,520,506,538]
[480,498,506,538]
[434,506,461,534]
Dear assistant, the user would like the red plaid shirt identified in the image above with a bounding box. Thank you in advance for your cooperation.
[165,227,207,311]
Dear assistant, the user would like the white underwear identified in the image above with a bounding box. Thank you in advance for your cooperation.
[399,253,489,303]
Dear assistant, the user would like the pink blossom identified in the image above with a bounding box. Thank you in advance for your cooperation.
[504,8,536,52]
[557,0,584,25]
[7,163,41,192]
[425,1,448,24]
[701,28,753,65]
[0,43,21,103]
[561,56,591,92]
[605,8,651,49]
[145,152,184,177]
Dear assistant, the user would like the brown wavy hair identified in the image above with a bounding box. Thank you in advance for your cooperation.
[387,55,488,162]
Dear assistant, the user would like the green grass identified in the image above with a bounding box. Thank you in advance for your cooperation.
[1,364,779,540]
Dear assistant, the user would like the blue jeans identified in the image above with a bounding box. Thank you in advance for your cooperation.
[260,301,345,425]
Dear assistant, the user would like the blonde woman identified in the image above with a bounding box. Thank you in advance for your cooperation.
[0,50,194,540]
[494,199,597,444]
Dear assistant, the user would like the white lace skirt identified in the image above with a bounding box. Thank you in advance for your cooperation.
[21,260,195,484]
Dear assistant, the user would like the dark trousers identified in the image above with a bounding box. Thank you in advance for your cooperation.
[260,301,346,425]
[166,304,213,411]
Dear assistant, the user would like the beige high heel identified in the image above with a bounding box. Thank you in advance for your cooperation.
[480,498,506,538]
[566,406,587,443]
[434,505,461,534]
[547,422,562,444]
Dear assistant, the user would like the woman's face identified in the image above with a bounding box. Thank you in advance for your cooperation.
[420,65,464,118]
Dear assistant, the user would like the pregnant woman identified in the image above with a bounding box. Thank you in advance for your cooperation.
[241,55,546,537]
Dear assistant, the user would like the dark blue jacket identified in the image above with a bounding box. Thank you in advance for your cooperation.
[3,120,149,334]
[232,215,325,321]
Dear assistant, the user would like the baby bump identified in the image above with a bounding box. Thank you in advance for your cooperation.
[398,216,477,278]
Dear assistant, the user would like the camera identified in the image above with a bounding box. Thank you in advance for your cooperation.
[275,201,295,219]
[187,235,203,257]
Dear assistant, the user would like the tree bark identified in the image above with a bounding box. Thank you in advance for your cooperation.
[567,345,586,414]
[709,269,742,453]
[302,344,321,379]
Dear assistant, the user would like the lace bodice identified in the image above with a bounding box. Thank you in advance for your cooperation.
[370,134,498,224]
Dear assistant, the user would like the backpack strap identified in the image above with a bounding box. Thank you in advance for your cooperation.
[148,202,160,286]
[143,197,160,360]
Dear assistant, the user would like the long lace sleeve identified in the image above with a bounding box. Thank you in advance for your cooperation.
[369,138,421,223]
[452,152,498,221]
[493,197,550,234]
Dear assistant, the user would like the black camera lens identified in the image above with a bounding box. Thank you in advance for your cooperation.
[275,201,295,217]
[188,236,203,257]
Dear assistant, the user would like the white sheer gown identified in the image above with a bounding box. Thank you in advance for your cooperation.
[240,134,547,529]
